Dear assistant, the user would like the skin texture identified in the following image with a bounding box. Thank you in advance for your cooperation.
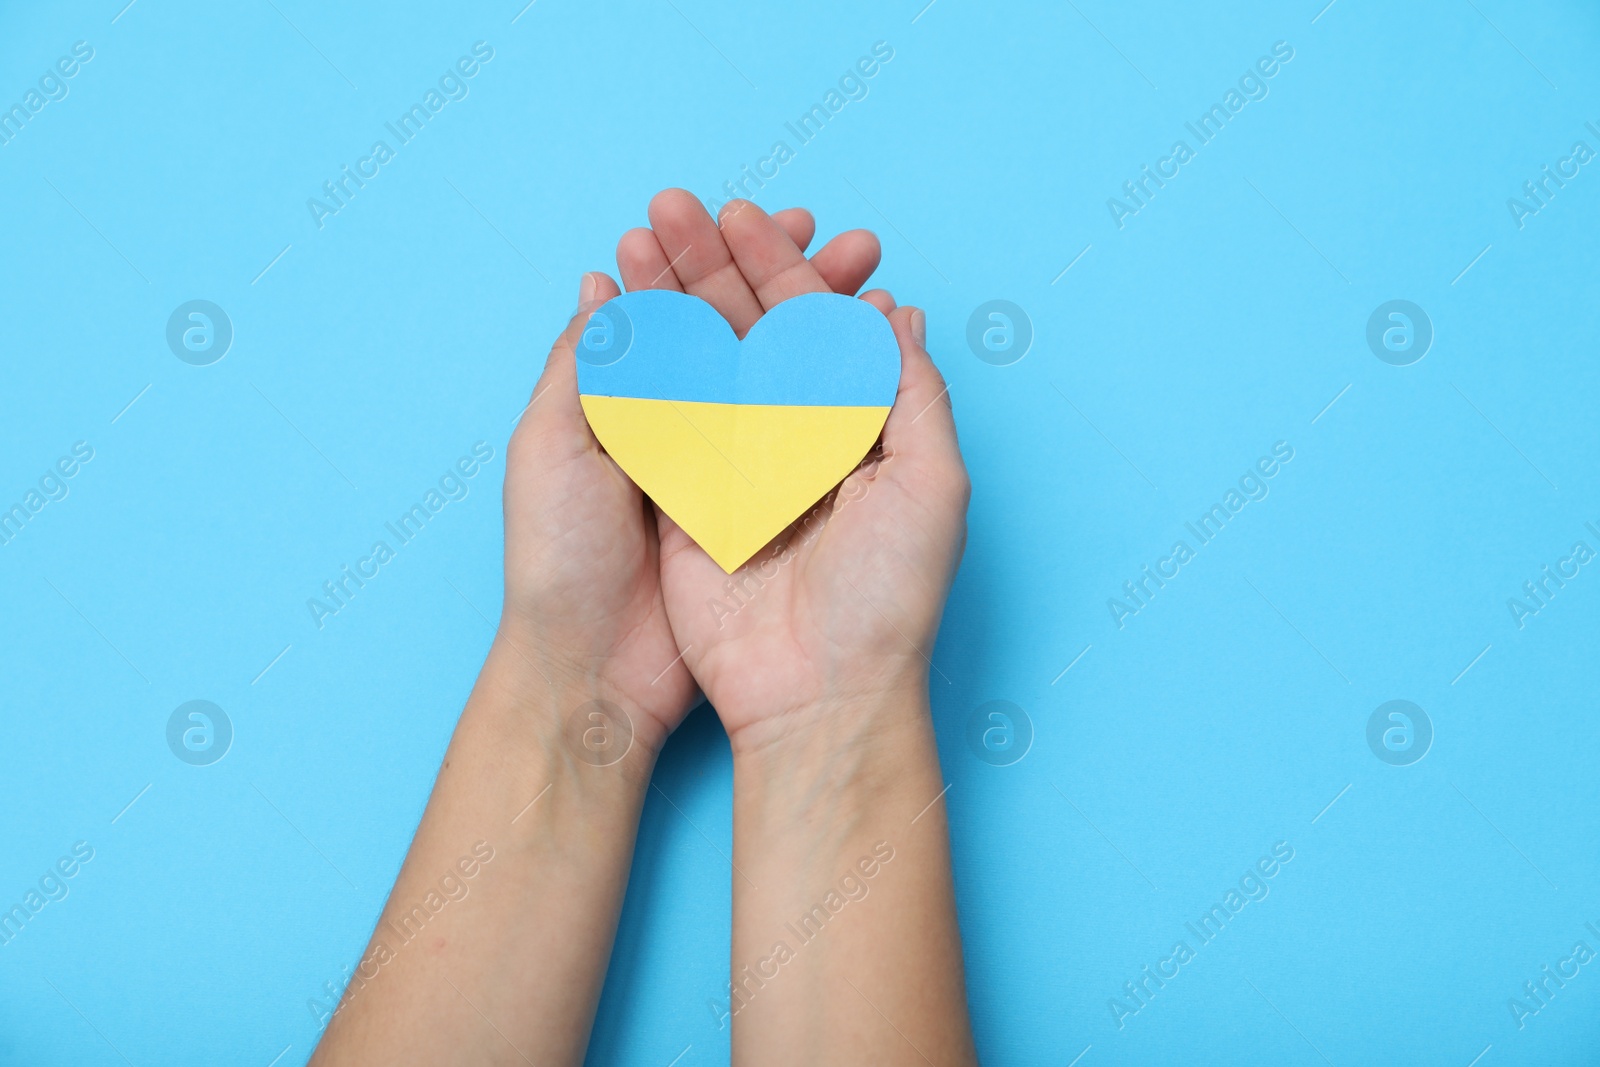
[309,189,976,1066]
[619,192,976,1065]
[617,193,967,750]
[307,287,701,1067]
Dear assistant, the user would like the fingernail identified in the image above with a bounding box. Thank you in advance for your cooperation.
[579,272,597,307]
[910,308,926,349]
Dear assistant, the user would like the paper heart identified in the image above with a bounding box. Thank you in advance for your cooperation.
[575,290,900,573]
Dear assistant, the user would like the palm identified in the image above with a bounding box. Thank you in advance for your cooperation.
[656,444,955,739]
[502,286,698,743]
[607,190,967,746]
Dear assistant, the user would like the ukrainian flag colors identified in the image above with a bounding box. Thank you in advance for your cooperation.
[576,291,900,573]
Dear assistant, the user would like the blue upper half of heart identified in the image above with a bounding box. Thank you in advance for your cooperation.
[575,290,901,407]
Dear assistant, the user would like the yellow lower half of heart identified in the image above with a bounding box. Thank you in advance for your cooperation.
[580,395,890,573]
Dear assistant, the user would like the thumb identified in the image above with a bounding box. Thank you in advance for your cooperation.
[880,305,959,464]
[522,271,623,439]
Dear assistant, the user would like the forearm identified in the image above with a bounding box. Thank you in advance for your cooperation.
[728,688,977,1065]
[311,630,655,1067]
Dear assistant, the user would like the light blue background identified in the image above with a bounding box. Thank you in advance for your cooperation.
[1,1,1597,1064]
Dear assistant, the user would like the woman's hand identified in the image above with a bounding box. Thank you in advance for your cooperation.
[314,265,721,1067]
[612,190,970,754]
[499,272,703,751]
[614,190,978,1065]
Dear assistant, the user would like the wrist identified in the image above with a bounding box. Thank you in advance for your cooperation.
[474,629,664,791]
[730,683,939,809]
[723,669,929,760]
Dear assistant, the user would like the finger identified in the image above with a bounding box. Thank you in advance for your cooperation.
[810,229,881,296]
[717,198,832,311]
[616,227,684,293]
[648,188,766,336]
[859,288,896,315]
[879,306,958,461]
[772,207,816,253]
[524,271,623,441]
